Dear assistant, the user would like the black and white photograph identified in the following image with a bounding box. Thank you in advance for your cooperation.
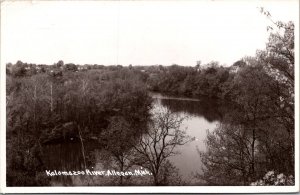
[0,0,299,193]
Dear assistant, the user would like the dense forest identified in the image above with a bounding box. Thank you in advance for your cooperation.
[6,20,294,186]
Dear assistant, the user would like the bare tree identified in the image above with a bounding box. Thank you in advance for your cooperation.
[133,107,193,185]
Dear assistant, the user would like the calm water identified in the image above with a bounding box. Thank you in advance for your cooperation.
[43,93,224,185]
[151,93,221,183]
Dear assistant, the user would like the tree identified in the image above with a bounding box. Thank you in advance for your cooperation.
[56,60,64,68]
[133,107,192,185]
[12,61,26,77]
[232,63,277,180]
[258,9,294,96]
[259,21,294,87]
[257,20,294,171]
[196,61,201,71]
[197,124,253,185]
[64,63,78,72]
[232,60,246,69]
[197,20,295,185]
[101,116,137,185]
[6,63,13,75]
[198,58,294,185]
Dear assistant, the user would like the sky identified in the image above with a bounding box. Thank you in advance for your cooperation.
[1,0,298,66]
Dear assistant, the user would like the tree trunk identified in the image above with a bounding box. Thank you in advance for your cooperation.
[78,125,87,170]
[251,128,256,180]
[153,172,159,186]
[34,85,37,132]
[50,83,53,112]
[119,160,124,185]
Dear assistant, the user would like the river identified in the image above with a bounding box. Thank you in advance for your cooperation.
[43,93,224,185]
[151,93,221,184]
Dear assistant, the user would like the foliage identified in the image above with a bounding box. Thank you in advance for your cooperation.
[6,67,152,186]
[197,125,253,185]
[197,20,294,186]
[146,63,232,98]
[251,171,295,186]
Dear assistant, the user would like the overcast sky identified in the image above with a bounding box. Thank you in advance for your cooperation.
[1,0,298,66]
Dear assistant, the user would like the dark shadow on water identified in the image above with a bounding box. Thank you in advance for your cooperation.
[42,94,232,186]
[155,97,225,122]
[43,142,85,171]
[42,140,102,186]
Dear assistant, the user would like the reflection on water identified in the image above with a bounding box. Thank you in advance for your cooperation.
[44,142,85,171]
[153,96,221,183]
[43,142,84,186]
[160,98,222,122]
[43,93,226,185]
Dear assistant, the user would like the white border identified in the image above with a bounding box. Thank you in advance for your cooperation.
[0,0,299,193]
[0,0,6,192]
[1,186,299,194]
[293,1,299,192]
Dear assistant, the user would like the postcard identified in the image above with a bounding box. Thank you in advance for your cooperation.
[0,0,299,193]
